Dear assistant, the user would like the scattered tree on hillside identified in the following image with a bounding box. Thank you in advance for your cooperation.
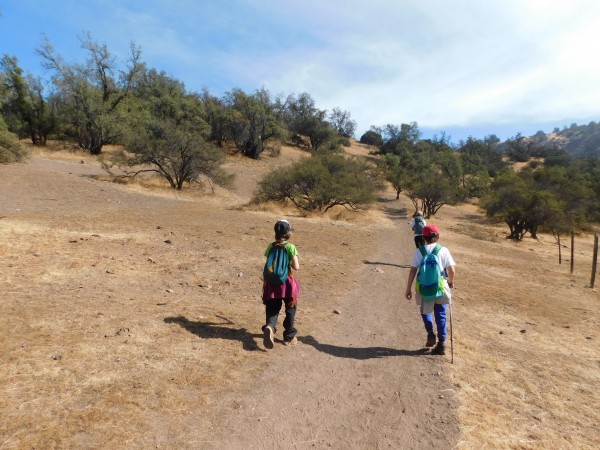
[101,69,231,190]
[481,171,565,240]
[37,33,144,154]
[380,153,410,199]
[282,92,341,153]
[328,107,357,140]
[223,88,287,159]
[0,55,56,145]
[254,154,382,212]
[359,128,383,147]
[0,115,27,163]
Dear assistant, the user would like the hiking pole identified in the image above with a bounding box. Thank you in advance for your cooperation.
[449,301,454,364]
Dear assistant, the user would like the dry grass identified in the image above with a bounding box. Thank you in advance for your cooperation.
[434,205,600,449]
[2,139,600,448]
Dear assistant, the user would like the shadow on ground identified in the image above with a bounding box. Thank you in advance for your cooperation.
[299,335,428,359]
[164,315,263,351]
[363,260,412,269]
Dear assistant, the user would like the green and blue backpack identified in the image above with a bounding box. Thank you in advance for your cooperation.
[263,241,290,284]
[416,244,446,301]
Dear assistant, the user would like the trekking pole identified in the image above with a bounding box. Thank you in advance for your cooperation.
[449,301,454,364]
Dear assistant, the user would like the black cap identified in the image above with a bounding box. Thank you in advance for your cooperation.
[274,219,293,236]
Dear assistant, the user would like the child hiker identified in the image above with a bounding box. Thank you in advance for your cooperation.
[409,211,426,248]
[262,219,300,349]
[404,224,456,355]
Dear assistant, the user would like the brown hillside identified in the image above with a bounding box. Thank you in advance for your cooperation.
[1,141,599,448]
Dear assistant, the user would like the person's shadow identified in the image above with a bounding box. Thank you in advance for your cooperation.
[298,335,428,359]
[164,315,263,351]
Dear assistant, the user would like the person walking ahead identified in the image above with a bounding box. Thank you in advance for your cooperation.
[262,219,300,349]
[409,211,426,248]
[404,224,456,355]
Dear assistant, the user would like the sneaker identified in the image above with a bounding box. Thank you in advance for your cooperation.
[425,332,436,347]
[284,336,298,346]
[263,325,274,349]
[431,342,446,355]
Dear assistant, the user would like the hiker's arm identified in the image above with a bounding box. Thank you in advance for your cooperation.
[405,267,418,300]
[291,255,299,271]
[446,265,456,287]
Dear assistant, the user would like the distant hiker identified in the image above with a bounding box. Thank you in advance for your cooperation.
[261,219,300,349]
[404,224,456,355]
[409,211,426,248]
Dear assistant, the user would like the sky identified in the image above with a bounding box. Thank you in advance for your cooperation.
[1,0,600,144]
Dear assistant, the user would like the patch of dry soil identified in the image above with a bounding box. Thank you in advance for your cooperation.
[1,152,458,449]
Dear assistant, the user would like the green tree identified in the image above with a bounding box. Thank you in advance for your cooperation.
[481,171,565,240]
[328,107,356,138]
[402,137,466,217]
[223,88,287,159]
[101,69,230,190]
[0,115,27,163]
[0,55,56,145]
[255,154,381,212]
[37,33,144,154]
[282,92,340,153]
[380,153,410,199]
[359,128,383,147]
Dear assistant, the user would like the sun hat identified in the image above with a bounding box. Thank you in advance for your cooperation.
[274,219,293,236]
[422,224,440,237]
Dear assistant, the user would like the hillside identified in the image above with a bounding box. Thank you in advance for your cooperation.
[1,141,600,448]
[531,121,600,158]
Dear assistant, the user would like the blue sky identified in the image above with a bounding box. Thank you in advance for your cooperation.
[1,0,600,144]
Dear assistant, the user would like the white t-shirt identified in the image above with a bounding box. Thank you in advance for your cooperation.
[411,243,456,308]
[411,243,455,272]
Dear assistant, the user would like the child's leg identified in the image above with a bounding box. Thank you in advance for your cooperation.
[282,301,298,341]
[433,303,447,342]
[264,299,283,333]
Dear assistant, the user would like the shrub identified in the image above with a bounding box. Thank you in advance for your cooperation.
[255,154,381,212]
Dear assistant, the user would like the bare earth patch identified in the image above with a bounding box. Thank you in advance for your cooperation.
[1,143,599,449]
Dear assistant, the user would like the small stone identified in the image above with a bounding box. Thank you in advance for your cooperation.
[499,331,504,334]
[166,288,174,293]
[237,272,244,277]
[586,336,593,340]
[105,269,114,274]
[333,309,341,314]
[520,329,526,333]
[164,239,172,244]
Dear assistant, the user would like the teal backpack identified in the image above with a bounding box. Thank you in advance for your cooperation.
[416,244,445,301]
[263,242,290,284]
[413,216,425,234]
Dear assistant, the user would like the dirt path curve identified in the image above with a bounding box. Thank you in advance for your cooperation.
[206,223,460,448]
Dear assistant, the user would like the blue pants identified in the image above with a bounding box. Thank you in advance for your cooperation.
[421,303,447,342]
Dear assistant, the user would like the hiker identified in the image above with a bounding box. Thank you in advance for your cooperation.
[404,224,456,355]
[261,219,300,349]
[409,211,426,248]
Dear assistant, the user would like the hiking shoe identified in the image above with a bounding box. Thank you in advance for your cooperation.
[425,332,436,347]
[263,325,274,349]
[431,342,446,355]
[284,336,298,346]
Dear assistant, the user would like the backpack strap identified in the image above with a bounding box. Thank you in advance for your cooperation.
[431,244,447,276]
[418,245,427,256]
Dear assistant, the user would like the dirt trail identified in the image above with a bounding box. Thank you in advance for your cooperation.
[203,227,459,449]
[0,153,459,449]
